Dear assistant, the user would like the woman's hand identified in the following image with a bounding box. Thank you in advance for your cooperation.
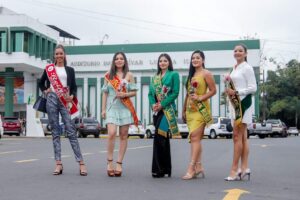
[189,93,201,102]
[225,88,236,96]
[101,111,106,119]
[44,88,52,95]
[116,92,127,98]
[65,95,73,102]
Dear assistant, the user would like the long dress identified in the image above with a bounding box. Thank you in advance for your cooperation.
[148,70,180,177]
[102,80,138,126]
[229,61,257,125]
[186,76,211,135]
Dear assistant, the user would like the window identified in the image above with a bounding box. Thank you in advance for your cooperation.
[0,32,7,52]
[23,32,29,53]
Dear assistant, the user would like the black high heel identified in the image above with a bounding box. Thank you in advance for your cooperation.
[79,163,88,176]
[53,163,63,175]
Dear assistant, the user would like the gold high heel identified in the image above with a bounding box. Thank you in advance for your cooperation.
[107,159,115,177]
[114,161,122,177]
[195,162,205,178]
[182,161,196,180]
[53,163,63,175]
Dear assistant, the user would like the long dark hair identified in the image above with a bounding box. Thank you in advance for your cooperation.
[156,53,173,75]
[109,52,129,80]
[235,43,248,62]
[185,50,205,90]
[54,44,67,66]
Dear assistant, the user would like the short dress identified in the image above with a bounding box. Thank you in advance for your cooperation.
[186,76,211,133]
[102,81,138,126]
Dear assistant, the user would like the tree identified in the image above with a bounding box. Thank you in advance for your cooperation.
[261,59,300,128]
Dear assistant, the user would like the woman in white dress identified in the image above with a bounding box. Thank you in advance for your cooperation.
[224,44,257,181]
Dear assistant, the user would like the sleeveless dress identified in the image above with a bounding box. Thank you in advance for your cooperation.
[186,76,211,133]
[102,81,138,126]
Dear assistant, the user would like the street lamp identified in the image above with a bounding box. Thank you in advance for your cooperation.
[100,34,109,45]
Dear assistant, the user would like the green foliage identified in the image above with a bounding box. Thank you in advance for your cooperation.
[261,59,300,127]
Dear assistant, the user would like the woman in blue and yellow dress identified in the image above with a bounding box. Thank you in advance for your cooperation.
[148,53,180,178]
[102,52,138,177]
[182,50,216,180]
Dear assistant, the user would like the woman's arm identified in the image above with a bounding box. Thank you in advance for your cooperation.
[38,70,48,93]
[238,65,257,96]
[160,72,180,108]
[101,80,108,119]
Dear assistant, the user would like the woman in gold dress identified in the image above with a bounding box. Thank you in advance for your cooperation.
[182,50,216,180]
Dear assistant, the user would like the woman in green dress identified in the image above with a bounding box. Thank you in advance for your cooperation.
[148,53,180,178]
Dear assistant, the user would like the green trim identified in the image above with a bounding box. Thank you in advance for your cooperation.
[100,78,104,125]
[76,78,84,86]
[254,68,260,118]
[4,68,14,117]
[65,40,260,55]
[9,27,57,43]
[88,78,97,85]
[0,29,8,52]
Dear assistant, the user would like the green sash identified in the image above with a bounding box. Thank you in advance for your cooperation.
[228,80,252,126]
[188,82,212,125]
[153,75,180,137]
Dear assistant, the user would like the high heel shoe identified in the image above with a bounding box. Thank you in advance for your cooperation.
[182,162,196,180]
[114,161,122,177]
[79,163,88,176]
[224,170,241,181]
[53,163,63,175]
[241,168,251,181]
[107,159,115,177]
[195,162,205,178]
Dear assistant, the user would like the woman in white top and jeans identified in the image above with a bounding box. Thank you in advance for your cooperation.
[224,44,257,181]
[39,44,87,176]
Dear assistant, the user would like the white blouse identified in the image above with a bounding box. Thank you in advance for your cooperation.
[230,61,257,99]
[50,66,67,91]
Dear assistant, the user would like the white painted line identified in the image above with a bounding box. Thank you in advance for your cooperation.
[127,145,152,150]
[0,150,24,155]
[82,153,94,156]
[15,159,39,163]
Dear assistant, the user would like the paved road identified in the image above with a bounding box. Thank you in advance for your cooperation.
[0,135,299,200]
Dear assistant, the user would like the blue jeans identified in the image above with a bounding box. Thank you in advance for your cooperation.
[46,92,83,162]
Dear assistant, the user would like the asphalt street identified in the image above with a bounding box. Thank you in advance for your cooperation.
[0,135,299,200]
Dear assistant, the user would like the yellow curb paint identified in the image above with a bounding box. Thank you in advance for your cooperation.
[0,150,24,155]
[15,159,39,163]
[223,189,250,200]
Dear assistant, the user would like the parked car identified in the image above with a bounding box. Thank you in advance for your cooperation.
[177,118,189,139]
[145,124,155,138]
[266,119,288,137]
[2,117,22,136]
[287,127,299,136]
[128,121,145,138]
[204,117,232,139]
[40,117,65,136]
[247,121,272,139]
[75,117,102,138]
[0,116,3,138]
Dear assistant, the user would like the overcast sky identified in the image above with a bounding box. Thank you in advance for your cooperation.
[2,0,300,70]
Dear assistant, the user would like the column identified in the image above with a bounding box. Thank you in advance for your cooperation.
[5,68,14,116]
[83,77,88,117]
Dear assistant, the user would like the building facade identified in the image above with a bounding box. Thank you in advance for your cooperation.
[65,40,261,125]
[1,7,261,125]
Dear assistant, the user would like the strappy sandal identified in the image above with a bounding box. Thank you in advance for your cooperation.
[195,162,205,178]
[114,161,122,177]
[182,161,196,180]
[107,159,115,177]
[53,163,63,175]
[79,163,88,176]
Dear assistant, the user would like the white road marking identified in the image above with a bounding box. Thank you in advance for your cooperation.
[0,150,24,155]
[15,159,39,163]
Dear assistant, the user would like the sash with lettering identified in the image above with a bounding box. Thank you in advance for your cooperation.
[105,73,139,126]
[188,81,213,125]
[226,73,252,126]
[153,74,180,137]
[45,64,80,119]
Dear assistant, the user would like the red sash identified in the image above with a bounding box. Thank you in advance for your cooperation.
[45,64,79,119]
[105,73,138,126]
